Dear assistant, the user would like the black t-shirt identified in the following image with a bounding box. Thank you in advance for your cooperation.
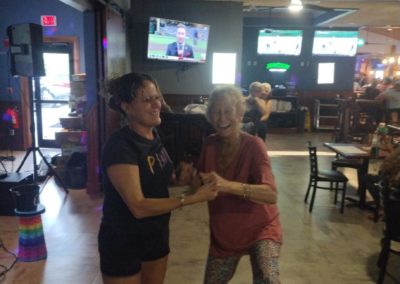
[101,126,174,228]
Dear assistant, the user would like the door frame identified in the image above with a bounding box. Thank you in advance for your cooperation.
[19,36,80,149]
[37,42,74,148]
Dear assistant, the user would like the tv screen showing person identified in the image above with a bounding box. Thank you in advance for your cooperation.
[166,23,194,58]
[147,17,210,63]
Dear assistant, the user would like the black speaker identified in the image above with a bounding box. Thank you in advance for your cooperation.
[7,23,45,77]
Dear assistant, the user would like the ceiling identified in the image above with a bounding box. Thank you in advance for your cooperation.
[213,0,400,39]
[62,0,400,42]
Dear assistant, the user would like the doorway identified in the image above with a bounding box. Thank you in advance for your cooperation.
[36,43,73,148]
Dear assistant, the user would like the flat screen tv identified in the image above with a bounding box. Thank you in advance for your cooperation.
[312,30,358,56]
[257,29,303,56]
[147,16,210,63]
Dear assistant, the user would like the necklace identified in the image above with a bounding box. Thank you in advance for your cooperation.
[217,134,242,175]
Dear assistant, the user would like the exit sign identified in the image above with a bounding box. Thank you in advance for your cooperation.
[41,15,57,26]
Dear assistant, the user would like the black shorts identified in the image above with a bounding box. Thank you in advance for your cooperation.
[98,221,170,277]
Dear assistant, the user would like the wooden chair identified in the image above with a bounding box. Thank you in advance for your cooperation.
[304,141,349,213]
[376,180,400,284]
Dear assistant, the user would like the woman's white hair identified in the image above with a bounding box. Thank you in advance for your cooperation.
[206,85,245,121]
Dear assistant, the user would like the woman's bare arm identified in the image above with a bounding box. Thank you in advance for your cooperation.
[107,164,217,219]
[254,97,272,122]
[200,171,277,204]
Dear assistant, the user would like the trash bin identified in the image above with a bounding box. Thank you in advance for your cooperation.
[297,106,308,133]
[66,152,87,189]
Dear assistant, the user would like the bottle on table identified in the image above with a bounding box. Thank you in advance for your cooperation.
[370,129,380,158]
[377,122,389,145]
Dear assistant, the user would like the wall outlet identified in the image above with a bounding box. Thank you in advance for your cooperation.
[6,87,13,95]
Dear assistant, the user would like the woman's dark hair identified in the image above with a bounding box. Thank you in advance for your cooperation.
[105,73,161,117]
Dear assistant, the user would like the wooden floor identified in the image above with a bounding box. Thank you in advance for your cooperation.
[0,132,399,284]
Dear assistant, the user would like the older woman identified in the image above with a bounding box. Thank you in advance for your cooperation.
[98,72,217,284]
[197,85,282,284]
[242,81,273,140]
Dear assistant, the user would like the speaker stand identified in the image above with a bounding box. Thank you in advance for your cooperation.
[16,76,68,194]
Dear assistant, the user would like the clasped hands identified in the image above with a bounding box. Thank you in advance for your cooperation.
[175,162,230,201]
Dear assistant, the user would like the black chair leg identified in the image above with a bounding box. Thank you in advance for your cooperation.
[305,177,312,203]
[356,169,362,193]
[309,183,317,212]
[334,182,339,204]
[377,238,390,284]
[340,182,347,214]
[374,197,381,222]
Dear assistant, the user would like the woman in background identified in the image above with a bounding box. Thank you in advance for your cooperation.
[242,81,273,140]
[98,72,217,284]
[197,85,282,284]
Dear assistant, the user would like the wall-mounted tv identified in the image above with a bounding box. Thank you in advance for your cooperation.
[312,30,358,56]
[257,29,303,56]
[147,16,210,63]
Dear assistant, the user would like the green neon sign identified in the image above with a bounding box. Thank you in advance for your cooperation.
[265,62,291,71]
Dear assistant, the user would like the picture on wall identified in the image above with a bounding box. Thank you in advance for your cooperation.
[317,62,335,84]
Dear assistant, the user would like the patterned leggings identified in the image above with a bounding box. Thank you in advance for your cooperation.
[204,239,281,284]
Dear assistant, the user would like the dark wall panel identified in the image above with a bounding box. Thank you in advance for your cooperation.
[129,0,243,96]
[0,0,84,101]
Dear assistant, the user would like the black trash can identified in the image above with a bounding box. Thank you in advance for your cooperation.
[66,152,87,189]
[9,184,40,212]
[297,107,308,133]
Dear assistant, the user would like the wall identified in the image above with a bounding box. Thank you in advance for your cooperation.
[128,0,243,96]
[0,0,85,101]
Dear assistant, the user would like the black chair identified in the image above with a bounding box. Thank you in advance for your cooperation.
[331,157,363,197]
[304,141,349,213]
[376,180,400,284]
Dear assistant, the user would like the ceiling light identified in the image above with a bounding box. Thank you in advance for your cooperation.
[289,0,303,12]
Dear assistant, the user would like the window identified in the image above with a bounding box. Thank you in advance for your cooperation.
[317,62,335,84]
[212,53,236,84]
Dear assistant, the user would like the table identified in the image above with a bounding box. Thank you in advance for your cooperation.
[323,143,372,207]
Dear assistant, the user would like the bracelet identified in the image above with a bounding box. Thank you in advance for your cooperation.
[242,183,251,200]
[178,193,186,208]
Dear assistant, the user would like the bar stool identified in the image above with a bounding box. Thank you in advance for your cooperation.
[15,204,47,262]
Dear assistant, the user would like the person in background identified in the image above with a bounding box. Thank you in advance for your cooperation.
[98,72,217,284]
[361,79,380,100]
[365,141,400,221]
[377,77,393,94]
[166,23,194,58]
[376,80,400,123]
[196,85,282,284]
[242,81,273,140]
[353,78,362,93]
